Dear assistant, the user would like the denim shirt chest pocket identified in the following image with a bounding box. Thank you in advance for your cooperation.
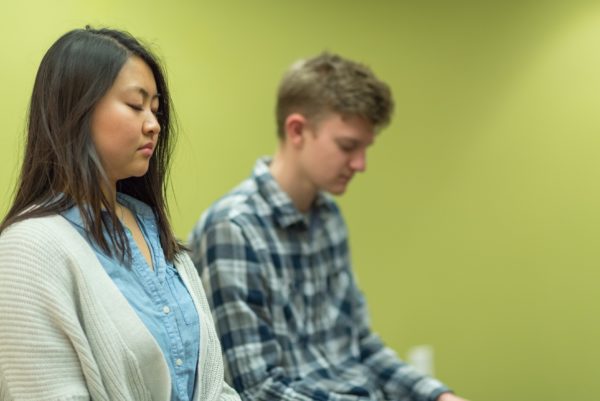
[165,265,199,327]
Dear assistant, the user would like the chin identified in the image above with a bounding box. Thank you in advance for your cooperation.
[121,170,149,181]
[131,164,151,177]
[326,186,348,196]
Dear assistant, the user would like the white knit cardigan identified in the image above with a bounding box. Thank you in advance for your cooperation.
[0,215,241,401]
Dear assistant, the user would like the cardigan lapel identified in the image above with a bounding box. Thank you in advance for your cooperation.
[52,215,172,401]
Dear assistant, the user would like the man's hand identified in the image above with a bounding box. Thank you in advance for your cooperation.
[437,392,470,401]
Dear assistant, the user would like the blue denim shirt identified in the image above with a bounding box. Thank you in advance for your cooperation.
[62,193,199,401]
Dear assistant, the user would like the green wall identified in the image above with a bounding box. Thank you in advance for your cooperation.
[1,2,599,400]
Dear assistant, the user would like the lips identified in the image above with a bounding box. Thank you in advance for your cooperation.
[138,142,155,156]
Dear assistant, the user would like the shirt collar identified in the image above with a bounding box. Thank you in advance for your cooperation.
[117,192,155,222]
[61,202,86,229]
[252,156,336,229]
[62,192,154,230]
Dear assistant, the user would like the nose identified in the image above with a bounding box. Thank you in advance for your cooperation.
[143,112,161,136]
[350,149,367,172]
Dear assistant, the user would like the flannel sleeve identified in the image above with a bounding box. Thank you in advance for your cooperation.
[352,282,451,401]
[189,219,372,401]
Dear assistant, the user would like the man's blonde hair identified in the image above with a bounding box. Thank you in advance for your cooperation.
[276,52,394,138]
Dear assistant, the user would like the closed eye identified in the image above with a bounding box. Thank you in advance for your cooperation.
[128,104,144,111]
[337,141,358,152]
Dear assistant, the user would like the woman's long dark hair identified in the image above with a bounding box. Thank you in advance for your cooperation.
[0,27,183,262]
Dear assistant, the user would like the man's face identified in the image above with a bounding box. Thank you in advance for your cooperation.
[299,113,375,195]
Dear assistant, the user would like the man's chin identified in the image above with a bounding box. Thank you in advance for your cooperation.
[326,184,349,196]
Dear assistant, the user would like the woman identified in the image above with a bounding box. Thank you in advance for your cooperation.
[0,27,240,401]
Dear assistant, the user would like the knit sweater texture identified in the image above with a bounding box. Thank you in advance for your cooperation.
[0,214,240,401]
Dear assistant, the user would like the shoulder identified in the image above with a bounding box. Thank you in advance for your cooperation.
[1,214,79,250]
[0,214,92,268]
[191,177,270,241]
[209,177,267,222]
[0,214,93,291]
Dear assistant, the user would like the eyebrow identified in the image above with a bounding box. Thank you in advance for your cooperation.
[336,137,375,147]
[127,86,160,100]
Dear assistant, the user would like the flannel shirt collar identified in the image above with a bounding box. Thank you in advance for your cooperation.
[252,157,335,229]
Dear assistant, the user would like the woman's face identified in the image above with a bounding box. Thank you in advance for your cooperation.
[90,56,161,188]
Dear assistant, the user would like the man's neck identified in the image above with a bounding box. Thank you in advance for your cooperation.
[269,151,316,214]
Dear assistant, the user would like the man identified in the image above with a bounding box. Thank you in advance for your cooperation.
[189,52,469,401]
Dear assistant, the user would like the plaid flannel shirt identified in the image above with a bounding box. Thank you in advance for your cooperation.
[189,157,450,401]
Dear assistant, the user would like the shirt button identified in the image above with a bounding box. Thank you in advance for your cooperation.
[163,305,170,314]
[175,358,183,366]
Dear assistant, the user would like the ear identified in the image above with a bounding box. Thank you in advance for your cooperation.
[284,113,308,147]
